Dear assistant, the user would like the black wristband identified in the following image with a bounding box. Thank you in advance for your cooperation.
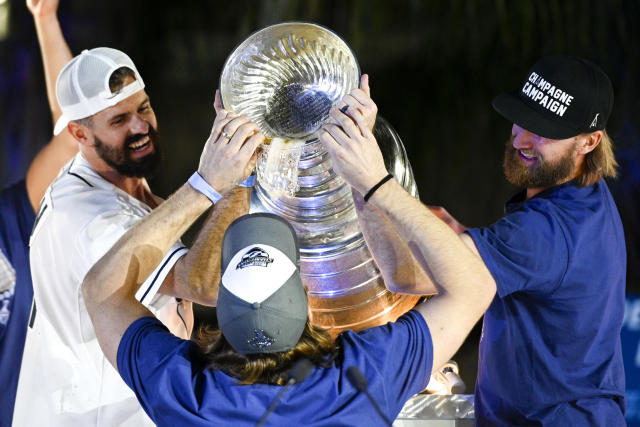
[364,173,393,202]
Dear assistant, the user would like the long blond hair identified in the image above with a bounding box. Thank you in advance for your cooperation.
[194,321,339,385]
[575,130,618,187]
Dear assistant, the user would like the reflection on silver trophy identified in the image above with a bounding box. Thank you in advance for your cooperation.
[220,22,421,336]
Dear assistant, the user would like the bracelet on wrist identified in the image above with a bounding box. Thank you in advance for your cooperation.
[364,173,393,202]
[188,172,223,204]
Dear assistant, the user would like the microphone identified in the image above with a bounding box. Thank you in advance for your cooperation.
[346,366,393,426]
[256,358,313,427]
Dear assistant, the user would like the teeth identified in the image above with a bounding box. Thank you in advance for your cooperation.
[129,138,149,150]
[520,150,536,159]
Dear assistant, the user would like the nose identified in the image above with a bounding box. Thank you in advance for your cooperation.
[129,114,149,135]
[512,124,535,149]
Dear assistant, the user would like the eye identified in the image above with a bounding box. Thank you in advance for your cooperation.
[111,117,125,126]
[139,104,151,113]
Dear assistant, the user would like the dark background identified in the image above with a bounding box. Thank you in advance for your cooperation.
[2,0,639,391]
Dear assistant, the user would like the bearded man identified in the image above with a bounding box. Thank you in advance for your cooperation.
[12,44,262,426]
[320,55,626,426]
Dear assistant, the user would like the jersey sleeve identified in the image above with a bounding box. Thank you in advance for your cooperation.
[116,316,196,424]
[74,201,187,305]
[466,200,569,297]
[340,310,433,417]
[135,243,188,308]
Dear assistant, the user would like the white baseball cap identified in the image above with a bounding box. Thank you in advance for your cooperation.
[53,47,145,135]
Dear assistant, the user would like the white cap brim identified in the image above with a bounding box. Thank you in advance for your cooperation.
[53,115,70,136]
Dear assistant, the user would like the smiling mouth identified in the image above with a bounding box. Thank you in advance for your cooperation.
[128,136,150,152]
[518,150,537,163]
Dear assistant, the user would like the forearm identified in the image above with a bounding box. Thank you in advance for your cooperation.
[368,180,494,304]
[32,13,72,122]
[169,186,250,305]
[352,189,438,295]
[82,183,211,354]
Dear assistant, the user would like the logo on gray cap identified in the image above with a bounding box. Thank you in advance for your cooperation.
[236,247,274,270]
[248,329,276,350]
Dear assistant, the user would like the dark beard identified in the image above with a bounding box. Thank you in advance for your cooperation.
[502,136,576,189]
[93,126,163,179]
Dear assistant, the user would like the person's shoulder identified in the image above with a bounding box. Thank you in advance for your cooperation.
[49,161,106,203]
[46,165,123,222]
[340,310,428,347]
[533,181,617,228]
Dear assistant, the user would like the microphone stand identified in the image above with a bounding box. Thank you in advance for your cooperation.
[347,366,393,426]
[256,358,313,427]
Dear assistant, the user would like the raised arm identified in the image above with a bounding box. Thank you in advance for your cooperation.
[158,94,255,306]
[319,97,496,374]
[352,189,437,295]
[163,185,251,306]
[82,112,264,369]
[26,0,77,211]
[27,0,70,122]
[334,75,437,295]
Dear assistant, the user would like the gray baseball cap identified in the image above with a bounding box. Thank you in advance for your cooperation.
[217,213,308,354]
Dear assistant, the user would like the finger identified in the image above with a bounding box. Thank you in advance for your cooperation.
[244,153,258,176]
[222,115,252,138]
[318,128,345,155]
[209,114,237,142]
[228,122,260,151]
[323,123,356,148]
[238,132,265,161]
[214,90,223,113]
[348,90,376,111]
[360,74,370,97]
[342,93,365,111]
[336,100,365,122]
[329,107,363,139]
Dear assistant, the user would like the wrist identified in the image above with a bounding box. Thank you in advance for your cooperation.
[33,13,59,26]
[188,172,223,205]
[364,173,394,203]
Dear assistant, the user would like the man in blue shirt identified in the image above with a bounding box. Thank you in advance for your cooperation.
[320,56,626,426]
[81,99,496,426]
[0,1,78,424]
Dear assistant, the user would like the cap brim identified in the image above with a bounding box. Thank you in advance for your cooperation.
[53,115,70,136]
[492,92,580,139]
[222,213,299,273]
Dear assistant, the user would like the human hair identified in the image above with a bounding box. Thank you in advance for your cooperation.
[72,66,137,128]
[575,130,618,187]
[108,66,136,92]
[193,320,339,385]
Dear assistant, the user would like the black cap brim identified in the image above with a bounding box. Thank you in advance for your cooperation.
[493,91,581,140]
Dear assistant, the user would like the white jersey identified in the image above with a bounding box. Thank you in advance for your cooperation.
[13,153,188,427]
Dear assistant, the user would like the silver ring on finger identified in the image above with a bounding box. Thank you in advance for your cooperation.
[221,130,231,139]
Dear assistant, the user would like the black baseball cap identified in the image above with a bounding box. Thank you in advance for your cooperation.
[216,213,308,355]
[493,55,613,139]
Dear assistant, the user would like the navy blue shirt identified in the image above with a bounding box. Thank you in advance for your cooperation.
[0,180,35,427]
[468,180,626,426]
[117,310,432,426]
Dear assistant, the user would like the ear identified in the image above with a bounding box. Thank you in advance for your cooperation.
[576,130,602,155]
[67,122,93,147]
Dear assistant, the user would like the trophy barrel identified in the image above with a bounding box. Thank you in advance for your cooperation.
[251,117,423,336]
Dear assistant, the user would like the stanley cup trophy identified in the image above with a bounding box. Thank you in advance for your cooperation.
[220,23,424,336]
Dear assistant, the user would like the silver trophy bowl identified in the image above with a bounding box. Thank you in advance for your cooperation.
[221,23,424,335]
[220,22,360,140]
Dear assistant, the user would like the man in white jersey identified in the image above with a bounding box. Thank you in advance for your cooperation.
[13,7,260,426]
